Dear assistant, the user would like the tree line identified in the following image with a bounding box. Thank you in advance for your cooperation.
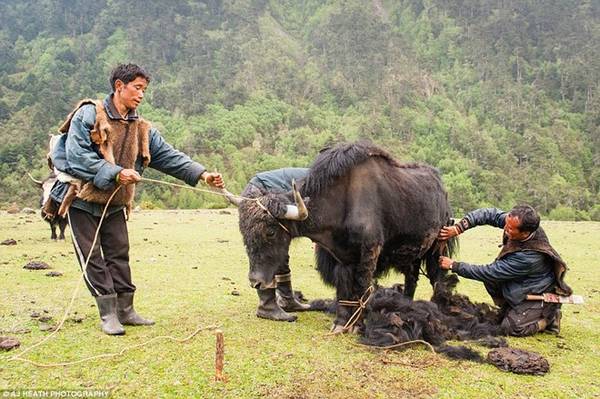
[0,0,598,220]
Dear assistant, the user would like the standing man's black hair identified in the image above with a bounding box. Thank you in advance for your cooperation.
[109,64,151,91]
[509,205,540,233]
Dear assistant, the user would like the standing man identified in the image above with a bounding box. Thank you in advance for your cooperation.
[241,167,311,322]
[50,64,224,335]
[438,205,572,336]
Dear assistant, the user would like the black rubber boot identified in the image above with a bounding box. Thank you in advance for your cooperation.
[95,294,125,336]
[547,309,561,334]
[256,288,297,322]
[117,292,155,326]
[276,280,310,312]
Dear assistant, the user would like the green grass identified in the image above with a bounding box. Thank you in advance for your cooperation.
[1,211,599,398]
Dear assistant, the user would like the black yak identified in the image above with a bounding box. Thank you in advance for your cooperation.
[235,141,456,332]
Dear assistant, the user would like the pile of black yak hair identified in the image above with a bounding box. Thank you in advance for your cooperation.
[358,274,506,362]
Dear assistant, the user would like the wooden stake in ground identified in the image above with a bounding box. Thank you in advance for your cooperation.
[215,329,227,382]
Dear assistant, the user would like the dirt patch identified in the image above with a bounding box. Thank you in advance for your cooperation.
[258,360,437,398]
[487,347,550,375]
[23,261,51,270]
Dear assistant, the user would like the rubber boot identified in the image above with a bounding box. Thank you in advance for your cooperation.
[117,292,155,326]
[256,288,297,322]
[95,294,125,336]
[547,309,561,334]
[276,280,310,312]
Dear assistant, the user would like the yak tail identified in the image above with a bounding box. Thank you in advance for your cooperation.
[425,235,458,286]
[315,244,338,287]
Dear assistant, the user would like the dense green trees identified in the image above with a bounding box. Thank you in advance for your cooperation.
[0,0,598,220]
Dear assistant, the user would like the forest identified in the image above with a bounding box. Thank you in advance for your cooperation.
[0,0,598,219]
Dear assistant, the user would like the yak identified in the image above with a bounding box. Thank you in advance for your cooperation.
[29,172,68,240]
[233,141,456,333]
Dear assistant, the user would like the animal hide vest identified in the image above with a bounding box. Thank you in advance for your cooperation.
[497,227,573,296]
[58,99,151,212]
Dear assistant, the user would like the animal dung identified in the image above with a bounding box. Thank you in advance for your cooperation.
[487,347,550,375]
[1,238,17,245]
[23,261,51,270]
[0,336,21,351]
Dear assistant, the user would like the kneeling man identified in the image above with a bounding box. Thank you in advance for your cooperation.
[438,205,571,336]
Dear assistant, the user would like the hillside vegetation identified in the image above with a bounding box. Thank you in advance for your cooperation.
[0,0,598,218]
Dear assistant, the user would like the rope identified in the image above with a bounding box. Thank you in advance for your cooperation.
[9,186,122,364]
[141,177,293,234]
[331,285,375,333]
[12,324,218,368]
[8,182,217,368]
[139,177,254,201]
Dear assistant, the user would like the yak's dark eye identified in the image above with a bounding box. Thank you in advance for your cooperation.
[266,227,277,237]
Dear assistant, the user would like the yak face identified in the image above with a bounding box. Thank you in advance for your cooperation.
[239,192,296,289]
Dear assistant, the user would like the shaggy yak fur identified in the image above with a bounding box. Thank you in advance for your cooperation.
[359,274,505,362]
[238,140,457,331]
[312,274,551,374]
[487,347,550,375]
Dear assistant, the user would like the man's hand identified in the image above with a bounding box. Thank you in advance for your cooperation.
[117,169,141,185]
[438,256,454,270]
[201,172,225,188]
[438,225,460,240]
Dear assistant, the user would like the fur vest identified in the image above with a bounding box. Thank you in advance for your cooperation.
[497,227,573,296]
[58,99,151,212]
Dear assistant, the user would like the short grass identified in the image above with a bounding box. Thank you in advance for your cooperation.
[0,210,599,398]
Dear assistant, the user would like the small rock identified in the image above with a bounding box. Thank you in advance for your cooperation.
[219,210,231,215]
[45,271,63,277]
[133,206,141,212]
[39,323,56,332]
[21,207,36,214]
[231,290,240,296]
[222,277,231,281]
[38,315,53,323]
[30,311,41,319]
[217,239,229,243]
[1,239,17,245]
[192,266,198,269]
[70,316,85,323]
[0,336,21,351]
[23,261,51,270]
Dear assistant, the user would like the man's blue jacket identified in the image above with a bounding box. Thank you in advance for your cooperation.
[50,95,206,216]
[452,208,555,307]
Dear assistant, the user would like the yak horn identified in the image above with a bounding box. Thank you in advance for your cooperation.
[27,173,44,187]
[220,188,242,207]
[284,179,308,221]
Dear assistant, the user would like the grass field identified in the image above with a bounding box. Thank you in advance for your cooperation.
[1,210,599,398]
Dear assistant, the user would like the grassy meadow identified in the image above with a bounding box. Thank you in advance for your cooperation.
[0,210,599,398]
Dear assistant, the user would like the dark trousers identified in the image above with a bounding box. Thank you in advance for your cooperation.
[484,281,559,337]
[67,207,135,297]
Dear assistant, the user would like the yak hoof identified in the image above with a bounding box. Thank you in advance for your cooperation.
[330,324,359,335]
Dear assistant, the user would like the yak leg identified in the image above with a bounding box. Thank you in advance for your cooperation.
[332,243,382,334]
[50,222,57,240]
[58,218,67,240]
[403,258,421,299]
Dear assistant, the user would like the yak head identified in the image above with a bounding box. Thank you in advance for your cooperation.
[230,182,308,289]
